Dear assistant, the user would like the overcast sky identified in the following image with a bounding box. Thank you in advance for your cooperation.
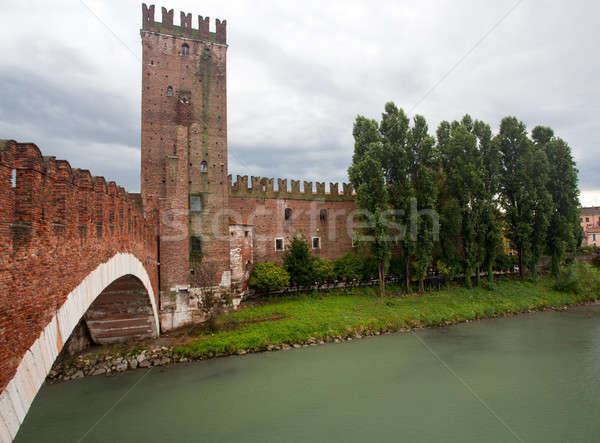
[1,0,599,204]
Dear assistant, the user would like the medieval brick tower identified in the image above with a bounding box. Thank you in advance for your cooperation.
[140,4,230,304]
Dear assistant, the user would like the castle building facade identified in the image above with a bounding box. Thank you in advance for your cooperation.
[140,5,357,329]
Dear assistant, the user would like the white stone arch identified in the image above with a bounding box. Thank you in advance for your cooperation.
[0,253,159,442]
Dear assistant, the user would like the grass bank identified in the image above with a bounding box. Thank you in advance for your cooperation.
[173,278,599,358]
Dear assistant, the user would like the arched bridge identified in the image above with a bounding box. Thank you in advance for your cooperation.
[0,140,160,441]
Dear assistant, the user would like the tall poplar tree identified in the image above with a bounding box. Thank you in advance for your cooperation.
[496,117,531,279]
[379,103,438,292]
[474,119,502,283]
[348,117,390,297]
[497,116,551,280]
[533,126,581,276]
[436,115,500,287]
[410,115,438,292]
[379,103,415,292]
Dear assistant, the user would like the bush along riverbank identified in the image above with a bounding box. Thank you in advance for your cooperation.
[47,266,600,383]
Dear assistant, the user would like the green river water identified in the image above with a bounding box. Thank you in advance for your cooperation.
[15,303,600,442]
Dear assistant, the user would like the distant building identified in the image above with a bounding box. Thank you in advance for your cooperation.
[580,207,600,246]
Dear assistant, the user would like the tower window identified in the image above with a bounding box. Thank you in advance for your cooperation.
[11,169,16,188]
[191,235,202,254]
[166,86,173,96]
[200,161,208,172]
[275,238,284,251]
[181,43,190,56]
[190,195,202,212]
[312,237,321,249]
[320,209,327,223]
[284,208,292,221]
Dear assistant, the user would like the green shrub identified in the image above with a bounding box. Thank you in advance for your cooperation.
[388,256,404,279]
[312,258,335,283]
[553,262,600,295]
[494,253,516,272]
[334,253,363,281]
[283,235,314,286]
[249,263,290,293]
[361,255,379,280]
[578,246,595,256]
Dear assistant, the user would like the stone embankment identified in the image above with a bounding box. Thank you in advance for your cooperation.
[46,331,395,383]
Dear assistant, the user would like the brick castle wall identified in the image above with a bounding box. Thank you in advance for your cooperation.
[228,175,357,264]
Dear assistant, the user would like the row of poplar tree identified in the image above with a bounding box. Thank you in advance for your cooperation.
[349,102,581,296]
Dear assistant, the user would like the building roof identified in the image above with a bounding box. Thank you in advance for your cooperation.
[581,207,600,215]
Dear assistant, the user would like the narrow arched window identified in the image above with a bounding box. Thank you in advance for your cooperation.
[200,161,208,172]
[320,209,327,223]
[285,208,292,221]
[166,86,173,97]
[181,43,190,56]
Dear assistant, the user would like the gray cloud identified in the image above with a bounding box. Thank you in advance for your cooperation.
[0,0,598,205]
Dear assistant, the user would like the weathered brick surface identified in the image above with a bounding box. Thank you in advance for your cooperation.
[0,140,158,392]
[228,195,358,264]
[85,275,157,343]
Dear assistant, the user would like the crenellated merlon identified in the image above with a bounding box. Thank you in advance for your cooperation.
[141,3,227,44]
[228,175,354,201]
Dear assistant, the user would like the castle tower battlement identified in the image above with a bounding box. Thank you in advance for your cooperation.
[141,3,227,44]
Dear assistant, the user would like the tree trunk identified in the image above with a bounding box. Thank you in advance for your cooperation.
[378,261,385,298]
[519,247,525,280]
[405,259,411,293]
[419,276,424,293]
[487,259,494,283]
[475,265,481,287]
[530,258,538,281]
[465,265,472,289]
[551,252,560,277]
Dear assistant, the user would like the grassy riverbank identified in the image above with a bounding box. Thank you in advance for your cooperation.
[173,277,598,358]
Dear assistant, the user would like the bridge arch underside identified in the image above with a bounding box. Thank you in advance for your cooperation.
[85,274,158,344]
[0,253,159,443]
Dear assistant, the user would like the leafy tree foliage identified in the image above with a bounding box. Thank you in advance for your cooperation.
[249,263,290,293]
[334,253,364,281]
[312,258,336,283]
[347,104,580,290]
[436,116,502,286]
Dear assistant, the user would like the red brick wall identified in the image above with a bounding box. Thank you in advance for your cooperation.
[0,140,158,392]
[228,196,358,264]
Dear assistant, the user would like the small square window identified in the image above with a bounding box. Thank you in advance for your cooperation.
[244,230,249,237]
[587,217,590,222]
[275,238,284,251]
[312,237,320,249]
